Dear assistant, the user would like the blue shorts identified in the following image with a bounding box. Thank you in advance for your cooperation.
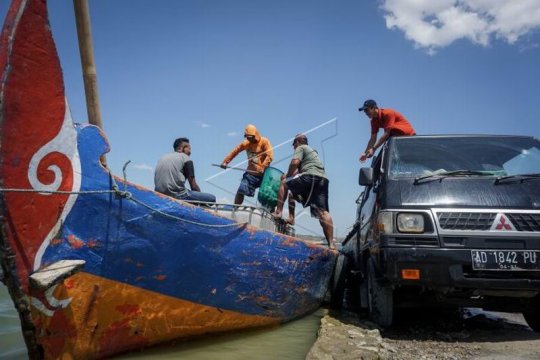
[238,172,263,197]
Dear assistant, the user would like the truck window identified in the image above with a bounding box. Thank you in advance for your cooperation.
[388,136,540,179]
[503,147,540,175]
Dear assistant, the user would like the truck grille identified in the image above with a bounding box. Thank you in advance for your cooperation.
[438,212,495,230]
[437,212,540,232]
[505,213,540,232]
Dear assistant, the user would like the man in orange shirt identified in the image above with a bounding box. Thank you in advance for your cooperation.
[221,124,273,204]
[358,99,416,162]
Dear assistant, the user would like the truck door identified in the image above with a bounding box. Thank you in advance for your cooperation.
[358,150,384,250]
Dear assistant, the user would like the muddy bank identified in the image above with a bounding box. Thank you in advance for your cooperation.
[307,309,540,360]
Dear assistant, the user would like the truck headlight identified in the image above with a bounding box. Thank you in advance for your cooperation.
[397,213,424,233]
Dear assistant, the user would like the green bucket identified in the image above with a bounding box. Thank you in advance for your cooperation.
[257,167,284,211]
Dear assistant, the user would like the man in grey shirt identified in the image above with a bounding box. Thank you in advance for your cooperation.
[154,137,216,203]
[272,134,335,249]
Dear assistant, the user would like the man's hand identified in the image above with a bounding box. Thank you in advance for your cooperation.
[366,148,374,158]
[359,148,374,162]
[220,163,228,169]
[359,148,373,162]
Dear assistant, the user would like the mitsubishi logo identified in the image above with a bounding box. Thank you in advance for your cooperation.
[490,213,516,231]
[496,217,511,230]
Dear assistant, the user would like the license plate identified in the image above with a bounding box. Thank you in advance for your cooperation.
[471,250,540,271]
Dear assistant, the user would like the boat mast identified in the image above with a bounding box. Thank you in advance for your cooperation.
[73,0,106,164]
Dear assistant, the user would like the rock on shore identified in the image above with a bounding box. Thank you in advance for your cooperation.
[306,311,384,360]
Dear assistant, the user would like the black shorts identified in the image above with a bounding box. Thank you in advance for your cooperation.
[285,174,329,218]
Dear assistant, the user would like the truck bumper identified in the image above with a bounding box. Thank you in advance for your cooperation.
[379,248,540,291]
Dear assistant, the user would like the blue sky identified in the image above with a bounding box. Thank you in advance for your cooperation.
[1,0,539,237]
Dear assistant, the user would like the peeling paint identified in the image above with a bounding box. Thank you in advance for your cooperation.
[116,304,141,316]
[67,234,84,249]
[50,238,62,246]
[87,240,99,248]
[64,278,76,289]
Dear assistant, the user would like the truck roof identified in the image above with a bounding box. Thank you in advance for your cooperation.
[391,134,537,140]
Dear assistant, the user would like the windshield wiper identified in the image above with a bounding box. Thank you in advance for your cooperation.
[495,173,540,185]
[414,170,490,185]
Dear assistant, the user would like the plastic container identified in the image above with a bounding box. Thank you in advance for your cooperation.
[257,166,284,211]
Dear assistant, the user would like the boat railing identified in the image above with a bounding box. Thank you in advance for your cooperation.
[183,201,295,236]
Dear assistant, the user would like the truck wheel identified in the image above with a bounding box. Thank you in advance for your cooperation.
[330,254,348,309]
[367,258,393,327]
[523,310,540,332]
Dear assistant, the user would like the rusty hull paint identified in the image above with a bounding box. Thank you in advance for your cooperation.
[32,272,279,359]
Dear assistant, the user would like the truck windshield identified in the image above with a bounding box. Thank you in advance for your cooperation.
[388,136,540,179]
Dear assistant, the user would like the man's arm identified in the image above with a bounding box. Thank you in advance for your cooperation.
[221,142,246,168]
[286,145,303,176]
[359,134,377,162]
[183,161,201,192]
[261,138,274,167]
[369,110,396,153]
[371,129,391,152]
[186,177,201,192]
[364,134,377,152]
[286,159,300,177]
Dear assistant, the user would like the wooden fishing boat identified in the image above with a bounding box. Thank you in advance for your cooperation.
[0,0,337,358]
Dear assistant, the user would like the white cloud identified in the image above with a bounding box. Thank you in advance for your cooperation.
[226,131,238,136]
[194,121,211,128]
[132,163,153,172]
[381,0,540,52]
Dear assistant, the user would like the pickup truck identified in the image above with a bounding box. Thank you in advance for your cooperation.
[338,135,540,329]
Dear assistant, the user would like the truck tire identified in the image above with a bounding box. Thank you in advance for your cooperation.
[367,258,393,327]
[330,254,348,309]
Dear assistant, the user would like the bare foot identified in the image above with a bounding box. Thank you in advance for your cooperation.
[271,211,282,219]
[286,218,295,225]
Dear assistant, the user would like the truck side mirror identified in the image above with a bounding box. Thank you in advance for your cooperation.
[359,167,373,186]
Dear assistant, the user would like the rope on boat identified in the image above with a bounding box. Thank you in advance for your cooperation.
[125,196,248,228]
[116,160,247,228]
[0,188,116,194]
[0,185,247,229]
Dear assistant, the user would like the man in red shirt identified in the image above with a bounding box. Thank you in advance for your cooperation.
[358,99,416,162]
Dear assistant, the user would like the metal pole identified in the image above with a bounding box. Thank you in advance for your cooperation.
[73,0,106,164]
